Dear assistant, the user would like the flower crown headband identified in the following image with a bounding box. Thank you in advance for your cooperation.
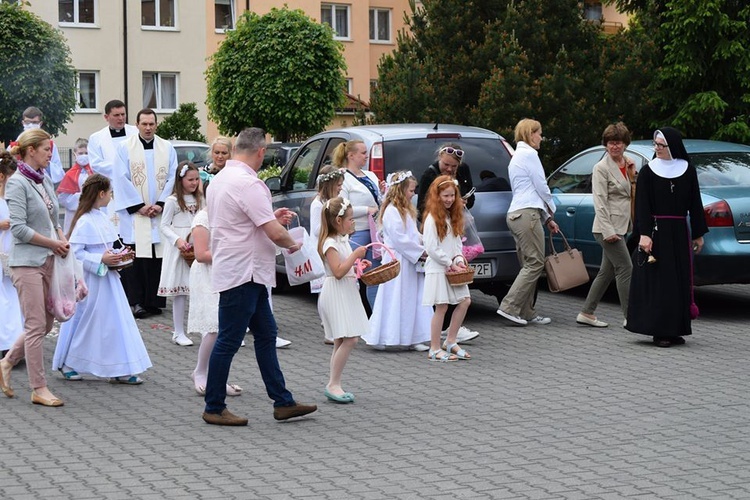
[325,198,351,217]
[386,171,412,188]
[179,164,190,177]
[437,178,459,188]
[316,168,345,185]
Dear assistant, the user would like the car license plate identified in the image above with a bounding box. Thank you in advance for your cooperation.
[469,261,493,279]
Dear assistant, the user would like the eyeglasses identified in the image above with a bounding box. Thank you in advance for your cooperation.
[653,141,668,150]
[439,146,464,158]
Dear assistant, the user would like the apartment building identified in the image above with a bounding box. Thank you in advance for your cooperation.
[27,1,625,148]
[26,0,412,147]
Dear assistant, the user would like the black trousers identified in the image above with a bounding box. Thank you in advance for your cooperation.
[119,244,166,309]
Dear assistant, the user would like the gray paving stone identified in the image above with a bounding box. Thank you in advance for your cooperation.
[2,284,750,498]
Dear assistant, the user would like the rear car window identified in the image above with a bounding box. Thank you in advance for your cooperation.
[694,152,750,187]
[382,137,512,188]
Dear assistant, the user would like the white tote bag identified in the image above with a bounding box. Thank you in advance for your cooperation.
[282,225,325,286]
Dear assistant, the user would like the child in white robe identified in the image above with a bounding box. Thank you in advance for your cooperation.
[158,162,202,346]
[0,152,23,355]
[52,174,152,383]
[422,175,472,362]
[317,197,370,403]
[365,171,432,350]
[187,177,242,397]
[57,138,92,234]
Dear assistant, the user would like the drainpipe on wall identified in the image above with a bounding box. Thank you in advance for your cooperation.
[123,0,129,111]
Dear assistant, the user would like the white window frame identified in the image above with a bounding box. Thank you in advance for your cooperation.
[75,71,99,113]
[214,0,235,33]
[142,72,179,112]
[321,4,351,41]
[141,0,178,31]
[345,78,353,94]
[369,8,391,43]
[59,0,98,27]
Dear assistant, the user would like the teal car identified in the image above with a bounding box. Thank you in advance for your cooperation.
[547,139,750,286]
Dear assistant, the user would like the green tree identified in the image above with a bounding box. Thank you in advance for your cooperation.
[0,2,77,144]
[609,0,750,142]
[205,8,346,142]
[373,0,633,167]
[155,102,207,143]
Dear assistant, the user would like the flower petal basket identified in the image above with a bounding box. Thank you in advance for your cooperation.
[446,255,474,286]
[356,242,400,286]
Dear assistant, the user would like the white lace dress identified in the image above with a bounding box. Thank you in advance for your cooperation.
[317,235,369,340]
[187,209,218,335]
[158,194,198,296]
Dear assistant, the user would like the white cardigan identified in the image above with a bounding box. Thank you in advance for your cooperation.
[340,170,380,232]
[422,214,462,274]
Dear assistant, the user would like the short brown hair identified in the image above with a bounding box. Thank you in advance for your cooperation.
[601,122,632,147]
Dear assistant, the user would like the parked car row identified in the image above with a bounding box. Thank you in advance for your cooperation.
[547,139,750,285]
[266,124,519,299]
[181,124,747,292]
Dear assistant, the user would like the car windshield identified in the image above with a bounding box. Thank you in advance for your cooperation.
[383,137,512,187]
[175,146,209,167]
[693,152,750,187]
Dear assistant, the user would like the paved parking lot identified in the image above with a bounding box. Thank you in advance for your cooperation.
[2,283,750,499]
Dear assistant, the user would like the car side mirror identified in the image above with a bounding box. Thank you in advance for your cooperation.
[265,176,282,192]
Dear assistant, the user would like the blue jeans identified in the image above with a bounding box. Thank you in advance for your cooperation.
[204,281,295,414]
[349,229,381,309]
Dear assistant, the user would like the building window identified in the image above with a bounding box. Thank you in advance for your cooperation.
[369,8,390,42]
[321,4,350,40]
[143,72,178,111]
[76,71,98,111]
[215,0,234,31]
[142,0,176,29]
[583,0,603,21]
[59,0,96,25]
[344,78,353,94]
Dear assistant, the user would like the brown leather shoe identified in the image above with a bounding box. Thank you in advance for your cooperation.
[273,402,317,421]
[202,408,248,426]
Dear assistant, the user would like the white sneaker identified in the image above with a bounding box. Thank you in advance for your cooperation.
[456,326,479,343]
[241,340,246,347]
[276,337,291,349]
[496,308,528,325]
[172,332,194,346]
[529,316,551,325]
[411,343,430,352]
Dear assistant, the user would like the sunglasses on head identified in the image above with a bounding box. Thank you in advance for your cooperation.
[439,146,464,159]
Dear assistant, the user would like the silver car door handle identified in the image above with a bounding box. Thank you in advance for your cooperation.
[566,207,576,215]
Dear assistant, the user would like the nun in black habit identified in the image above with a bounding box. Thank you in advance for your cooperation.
[625,127,708,347]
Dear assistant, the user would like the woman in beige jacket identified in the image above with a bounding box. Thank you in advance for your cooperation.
[576,122,635,328]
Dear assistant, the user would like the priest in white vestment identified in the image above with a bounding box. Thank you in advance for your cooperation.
[112,108,177,318]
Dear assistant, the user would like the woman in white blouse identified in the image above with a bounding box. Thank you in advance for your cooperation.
[496,119,559,327]
[335,140,384,314]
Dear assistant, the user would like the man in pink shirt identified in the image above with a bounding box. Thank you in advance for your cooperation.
[202,128,317,426]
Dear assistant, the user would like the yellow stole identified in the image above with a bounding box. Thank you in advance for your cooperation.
[126,136,170,258]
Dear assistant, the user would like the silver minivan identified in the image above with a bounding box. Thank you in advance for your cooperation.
[266,124,520,301]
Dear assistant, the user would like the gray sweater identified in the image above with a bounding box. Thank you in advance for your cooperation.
[6,173,60,267]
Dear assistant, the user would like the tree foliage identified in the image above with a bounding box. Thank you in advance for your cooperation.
[608,0,749,142]
[155,102,207,143]
[373,0,618,167]
[205,8,346,142]
[374,0,750,167]
[0,2,77,145]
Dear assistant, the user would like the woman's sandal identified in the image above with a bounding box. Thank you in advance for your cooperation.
[428,349,458,362]
[442,342,471,360]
